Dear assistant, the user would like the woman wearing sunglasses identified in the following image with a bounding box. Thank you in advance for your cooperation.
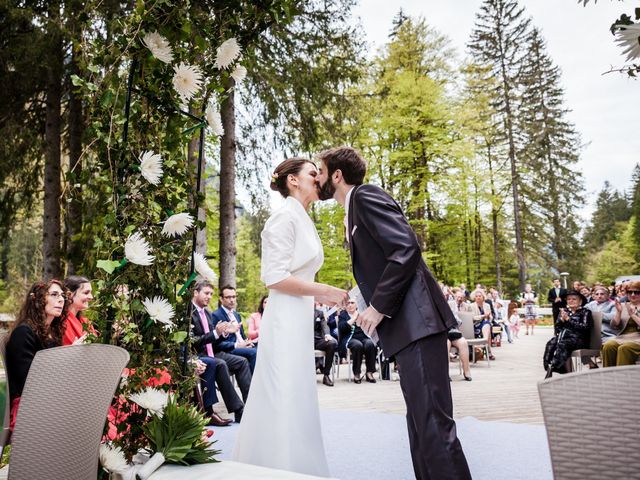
[601,280,640,367]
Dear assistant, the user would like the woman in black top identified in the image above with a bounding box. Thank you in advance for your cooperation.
[543,290,592,378]
[6,280,68,430]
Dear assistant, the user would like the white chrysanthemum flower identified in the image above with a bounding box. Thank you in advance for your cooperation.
[230,64,247,84]
[139,150,163,185]
[142,296,176,328]
[214,38,241,69]
[124,232,155,266]
[99,444,130,473]
[615,23,640,62]
[162,212,194,237]
[205,104,224,136]
[194,252,218,283]
[129,387,170,418]
[172,62,203,103]
[141,31,174,64]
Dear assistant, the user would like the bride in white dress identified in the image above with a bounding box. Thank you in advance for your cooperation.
[232,158,348,477]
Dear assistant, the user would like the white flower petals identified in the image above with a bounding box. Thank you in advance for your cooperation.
[230,64,247,84]
[614,23,640,62]
[205,104,224,136]
[215,38,241,69]
[125,232,155,266]
[172,63,203,103]
[99,444,130,474]
[141,31,174,64]
[140,150,163,185]
[194,252,218,283]
[142,296,176,329]
[129,387,170,418]
[162,212,194,238]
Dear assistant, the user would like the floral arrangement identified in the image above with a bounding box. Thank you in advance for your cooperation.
[99,388,219,479]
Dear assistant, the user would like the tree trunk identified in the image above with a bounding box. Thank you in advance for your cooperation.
[218,76,237,288]
[188,109,207,255]
[500,60,526,291]
[487,147,503,292]
[43,3,63,280]
[66,44,84,275]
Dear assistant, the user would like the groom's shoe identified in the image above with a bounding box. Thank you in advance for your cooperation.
[234,407,244,423]
[322,375,334,387]
[207,412,233,427]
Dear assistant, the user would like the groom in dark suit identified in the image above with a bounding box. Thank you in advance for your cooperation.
[317,146,471,480]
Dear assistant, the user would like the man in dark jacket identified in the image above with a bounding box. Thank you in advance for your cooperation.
[317,146,471,480]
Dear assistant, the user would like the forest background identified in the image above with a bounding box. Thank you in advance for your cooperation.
[1,0,639,318]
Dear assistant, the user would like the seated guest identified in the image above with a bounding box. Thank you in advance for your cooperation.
[341,299,377,383]
[332,307,350,361]
[601,280,640,367]
[489,288,511,343]
[247,295,268,345]
[469,290,495,360]
[6,280,68,431]
[314,305,337,387]
[580,285,593,304]
[585,286,618,340]
[62,275,97,345]
[211,285,257,374]
[543,290,592,378]
[445,305,472,381]
[191,279,251,423]
[448,288,470,314]
[320,303,338,340]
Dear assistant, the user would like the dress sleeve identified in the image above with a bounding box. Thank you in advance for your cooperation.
[261,209,296,287]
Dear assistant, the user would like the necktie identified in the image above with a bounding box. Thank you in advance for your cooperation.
[199,309,215,357]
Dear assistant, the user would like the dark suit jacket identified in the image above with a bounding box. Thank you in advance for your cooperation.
[211,306,246,353]
[547,287,567,313]
[348,184,456,356]
[190,307,227,356]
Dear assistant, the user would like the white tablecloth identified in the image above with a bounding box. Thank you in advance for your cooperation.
[148,460,336,480]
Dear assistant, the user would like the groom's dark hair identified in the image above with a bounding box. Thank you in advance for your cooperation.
[317,146,366,186]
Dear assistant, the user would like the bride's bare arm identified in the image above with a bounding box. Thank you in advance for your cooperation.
[267,276,348,307]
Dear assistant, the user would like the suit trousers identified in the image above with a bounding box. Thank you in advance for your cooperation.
[198,356,243,413]
[395,331,472,480]
[230,347,257,375]
[215,351,252,403]
[348,334,377,376]
[314,336,338,375]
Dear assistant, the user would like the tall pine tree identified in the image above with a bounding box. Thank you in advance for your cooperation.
[468,0,531,290]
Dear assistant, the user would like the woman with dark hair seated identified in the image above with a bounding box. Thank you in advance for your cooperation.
[543,290,592,378]
[341,299,377,383]
[63,275,97,345]
[6,280,69,431]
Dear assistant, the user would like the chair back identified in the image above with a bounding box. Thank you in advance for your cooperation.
[589,311,603,350]
[458,311,475,340]
[9,344,129,480]
[0,333,10,451]
[538,365,640,479]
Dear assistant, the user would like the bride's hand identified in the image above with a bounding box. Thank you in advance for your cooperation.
[316,285,349,308]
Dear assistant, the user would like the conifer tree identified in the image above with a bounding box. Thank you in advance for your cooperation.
[518,27,585,276]
[468,0,532,290]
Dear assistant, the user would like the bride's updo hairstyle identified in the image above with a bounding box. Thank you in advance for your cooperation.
[269,157,315,198]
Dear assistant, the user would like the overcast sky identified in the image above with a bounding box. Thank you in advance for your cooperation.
[353,0,640,221]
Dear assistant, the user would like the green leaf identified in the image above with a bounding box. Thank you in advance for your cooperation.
[172,331,187,343]
[97,259,122,274]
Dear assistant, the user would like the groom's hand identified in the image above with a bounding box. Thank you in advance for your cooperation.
[358,306,384,337]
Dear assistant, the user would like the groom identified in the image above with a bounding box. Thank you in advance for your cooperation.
[316,146,471,480]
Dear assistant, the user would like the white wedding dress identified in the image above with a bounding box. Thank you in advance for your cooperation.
[232,196,330,477]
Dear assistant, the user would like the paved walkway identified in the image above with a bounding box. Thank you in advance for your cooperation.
[316,327,553,425]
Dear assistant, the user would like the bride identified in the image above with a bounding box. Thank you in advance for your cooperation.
[232,157,348,477]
